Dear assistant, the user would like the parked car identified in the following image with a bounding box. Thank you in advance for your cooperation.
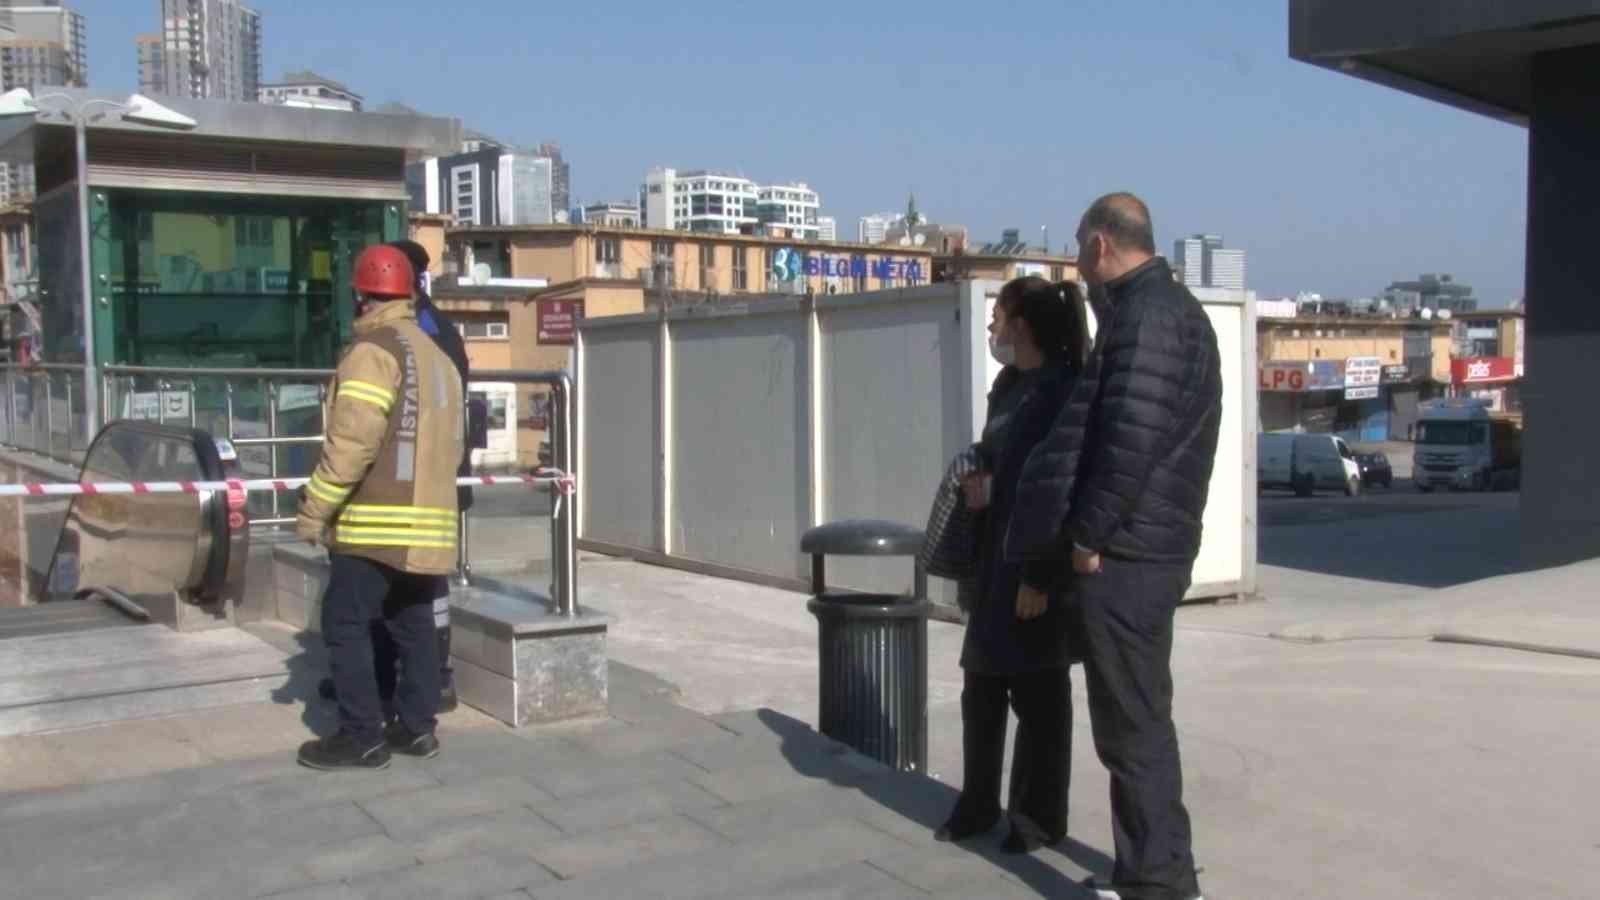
[1355,451,1393,488]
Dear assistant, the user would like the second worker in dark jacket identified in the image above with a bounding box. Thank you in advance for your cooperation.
[936,275,1089,855]
[1006,194,1220,900]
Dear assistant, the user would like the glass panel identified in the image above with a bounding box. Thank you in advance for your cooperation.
[104,192,387,370]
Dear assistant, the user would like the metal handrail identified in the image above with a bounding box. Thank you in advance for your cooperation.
[1,362,579,617]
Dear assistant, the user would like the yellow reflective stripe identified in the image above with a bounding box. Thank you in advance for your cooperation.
[341,504,455,522]
[336,382,395,412]
[336,536,458,549]
[340,379,395,402]
[336,525,457,538]
[305,475,350,504]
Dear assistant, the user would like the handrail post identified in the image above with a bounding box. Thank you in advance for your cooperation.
[267,382,280,522]
[455,511,472,588]
[551,373,577,617]
[43,373,53,457]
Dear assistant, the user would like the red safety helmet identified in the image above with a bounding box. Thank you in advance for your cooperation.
[351,245,414,298]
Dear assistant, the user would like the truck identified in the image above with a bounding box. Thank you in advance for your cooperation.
[1258,431,1364,497]
[1413,399,1521,492]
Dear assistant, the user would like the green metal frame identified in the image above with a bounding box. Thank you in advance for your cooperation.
[85,189,404,370]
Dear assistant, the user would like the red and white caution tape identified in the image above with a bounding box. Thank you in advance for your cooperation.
[0,470,575,498]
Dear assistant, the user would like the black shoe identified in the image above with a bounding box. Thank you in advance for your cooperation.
[297,732,390,771]
[934,806,1001,843]
[384,721,441,759]
[437,681,458,714]
[1000,826,1066,855]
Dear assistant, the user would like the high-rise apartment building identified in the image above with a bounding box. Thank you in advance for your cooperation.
[0,2,85,87]
[641,167,826,238]
[142,0,262,103]
[858,213,897,245]
[0,2,86,206]
[538,142,570,217]
[755,182,820,240]
[1208,248,1246,290]
[1172,233,1245,290]
[408,143,556,227]
[817,216,837,242]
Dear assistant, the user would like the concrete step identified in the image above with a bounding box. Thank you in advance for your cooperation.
[0,626,291,737]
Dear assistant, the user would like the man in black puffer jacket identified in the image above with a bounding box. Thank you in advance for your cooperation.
[1006,193,1219,900]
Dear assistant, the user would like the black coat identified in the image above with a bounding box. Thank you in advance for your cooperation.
[1005,258,1222,579]
[415,294,475,511]
[961,358,1078,674]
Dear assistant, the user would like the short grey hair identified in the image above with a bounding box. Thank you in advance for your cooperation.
[1081,192,1156,255]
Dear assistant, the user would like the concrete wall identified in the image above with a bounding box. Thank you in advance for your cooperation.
[577,281,1257,604]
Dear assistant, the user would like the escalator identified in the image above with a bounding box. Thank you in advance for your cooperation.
[30,420,251,634]
[0,422,284,737]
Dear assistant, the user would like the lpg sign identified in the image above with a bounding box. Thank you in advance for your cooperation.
[1259,360,1343,392]
[1259,364,1307,392]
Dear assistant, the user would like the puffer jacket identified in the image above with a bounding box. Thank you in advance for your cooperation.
[1006,257,1222,575]
[296,299,465,575]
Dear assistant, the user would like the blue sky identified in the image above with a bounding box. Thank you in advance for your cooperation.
[81,0,1528,304]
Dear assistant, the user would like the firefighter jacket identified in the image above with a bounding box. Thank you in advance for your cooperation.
[296,299,465,575]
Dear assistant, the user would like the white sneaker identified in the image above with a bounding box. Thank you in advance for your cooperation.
[1083,878,1203,900]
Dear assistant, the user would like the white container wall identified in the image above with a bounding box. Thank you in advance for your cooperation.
[576,280,1255,604]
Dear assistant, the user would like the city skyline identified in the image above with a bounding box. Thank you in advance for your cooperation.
[69,0,1526,305]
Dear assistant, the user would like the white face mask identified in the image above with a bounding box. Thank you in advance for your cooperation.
[988,333,1016,367]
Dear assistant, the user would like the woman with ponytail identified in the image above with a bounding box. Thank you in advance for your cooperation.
[936,275,1089,853]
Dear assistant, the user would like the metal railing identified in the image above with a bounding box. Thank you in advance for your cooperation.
[0,362,579,616]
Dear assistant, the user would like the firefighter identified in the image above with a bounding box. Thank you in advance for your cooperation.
[317,239,470,714]
[296,244,464,771]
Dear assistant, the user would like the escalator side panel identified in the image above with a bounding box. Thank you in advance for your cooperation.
[41,422,249,632]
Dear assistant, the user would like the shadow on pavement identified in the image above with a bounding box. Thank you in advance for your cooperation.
[757,708,1109,898]
[1258,490,1526,589]
[268,629,338,738]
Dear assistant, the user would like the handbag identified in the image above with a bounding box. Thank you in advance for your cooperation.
[918,447,982,585]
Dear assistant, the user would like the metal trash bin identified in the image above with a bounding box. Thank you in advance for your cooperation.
[801,520,929,773]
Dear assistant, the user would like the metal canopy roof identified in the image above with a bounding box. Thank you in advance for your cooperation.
[0,87,460,165]
[1289,1,1600,126]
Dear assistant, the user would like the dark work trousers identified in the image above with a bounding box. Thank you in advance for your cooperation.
[322,553,443,745]
[371,580,454,703]
[1072,556,1201,900]
[955,666,1072,840]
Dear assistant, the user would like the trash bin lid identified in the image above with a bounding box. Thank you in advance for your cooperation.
[800,520,925,557]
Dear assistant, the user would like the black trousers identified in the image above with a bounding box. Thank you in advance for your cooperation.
[322,554,443,745]
[954,666,1072,840]
[371,583,453,702]
[1073,556,1201,900]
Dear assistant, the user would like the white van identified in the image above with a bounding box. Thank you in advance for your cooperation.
[1258,432,1363,497]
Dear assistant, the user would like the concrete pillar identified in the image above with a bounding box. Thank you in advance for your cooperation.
[1523,46,1600,569]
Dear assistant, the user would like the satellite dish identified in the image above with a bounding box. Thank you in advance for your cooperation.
[913,233,926,246]
[1420,308,1434,320]
[899,235,912,247]
[471,263,493,286]
[1436,309,1452,320]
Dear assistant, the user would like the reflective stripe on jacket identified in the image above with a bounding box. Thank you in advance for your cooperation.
[296,299,465,574]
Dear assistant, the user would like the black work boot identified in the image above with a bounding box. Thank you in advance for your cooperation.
[297,732,390,771]
[384,720,441,759]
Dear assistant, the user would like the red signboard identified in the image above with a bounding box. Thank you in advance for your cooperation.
[537,300,583,345]
[1450,356,1516,385]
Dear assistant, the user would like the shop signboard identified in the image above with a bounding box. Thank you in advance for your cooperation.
[1344,356,1382,388]
[1450,356,1516,385]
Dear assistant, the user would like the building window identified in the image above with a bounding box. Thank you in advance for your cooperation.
[699,244,716,289]
[451,165,478,225]
[458,319,509,339]
[732,246,747,290]
[651,239,675,261]
[595,238,620,264]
